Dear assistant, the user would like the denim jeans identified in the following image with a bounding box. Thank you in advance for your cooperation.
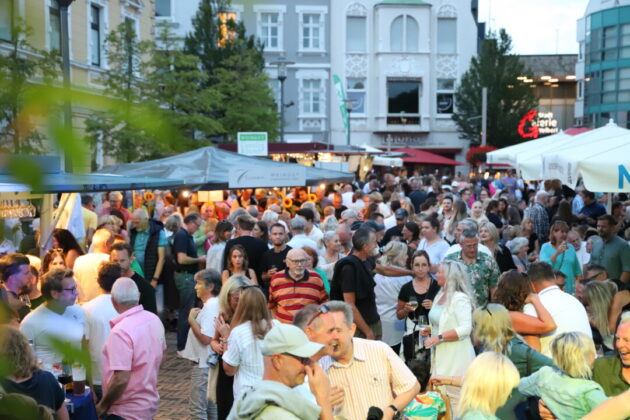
[155,284,165,319]
[174,271,195,351]
[189,365,218,420]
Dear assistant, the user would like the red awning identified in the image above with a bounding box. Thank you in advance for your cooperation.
[393,148,463,166]
[564,127,592,136]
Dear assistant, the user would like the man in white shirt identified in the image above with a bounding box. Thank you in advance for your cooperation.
[524,261,592,357]
[287,216,319,252]
[74,228,113,303]
[82,262,122,399]
[297,208,323,246]
[20,268,87,371]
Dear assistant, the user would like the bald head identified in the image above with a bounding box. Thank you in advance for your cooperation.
[92,228,114,253]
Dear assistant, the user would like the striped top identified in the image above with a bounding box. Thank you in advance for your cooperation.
[319,338,418,420]
[268,269,328,323]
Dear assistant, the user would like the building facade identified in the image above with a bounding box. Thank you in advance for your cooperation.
[576,0,630,128]
[0,0,155,169]
[158,0,480,162]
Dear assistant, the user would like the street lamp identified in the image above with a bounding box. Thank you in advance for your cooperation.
[271,57,295,143]
[344,98,354,146]
[58,0,75,172]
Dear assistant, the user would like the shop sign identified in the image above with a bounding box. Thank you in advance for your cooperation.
[518,110,559,139]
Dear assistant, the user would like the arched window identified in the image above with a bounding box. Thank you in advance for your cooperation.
[390,15,419,53]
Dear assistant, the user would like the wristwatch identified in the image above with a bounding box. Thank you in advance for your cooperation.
[438,334,444,343]
[388,404,400,419]
[152,277,159,281]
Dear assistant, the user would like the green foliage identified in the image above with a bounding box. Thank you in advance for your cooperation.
[452,29,538,148]
[0,19,61,154]
[184,0,279,141]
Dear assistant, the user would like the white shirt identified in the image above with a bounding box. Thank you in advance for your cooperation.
[181,297,220,368]
[83,294,119,385]
[223,320,279,399]
[20,304,87,370]
[74,252,110,303]
[418,238,450,264]
[287,234,320,254]
[306,226,324,247]
[444,243,493,257]
[342,191,354,208]
[383,215,396,230]
[523,285,592,357]
[206,242,226,273]
[374,271,412,346]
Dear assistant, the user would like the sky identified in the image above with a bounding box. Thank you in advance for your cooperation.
[478,0,590,55]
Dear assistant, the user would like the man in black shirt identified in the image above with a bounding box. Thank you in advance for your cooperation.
[382,208,408,245]
[110,242,157,315]
[260,223,291,296]
[332,193,348,220]
[173,212,205,351]
[223,214,268,282]
[330,227,381,340]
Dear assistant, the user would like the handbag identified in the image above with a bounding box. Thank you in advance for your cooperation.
[427,382,452,420]
[206,355,220,404]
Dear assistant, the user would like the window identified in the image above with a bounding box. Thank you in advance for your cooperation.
[155,0,171,17]
[578,81,583,99]
[437,18,457,54]
[387,79,421,124]
[302,14,321,50]
[622,24,630,46]
[436,78,455,114]
[218,12,237,47]
[0,0,13,41]
[90,5,101,66]
[578,42,584,60]
[347,78,366,114]
[346,16,366,52]
[603,26,617,48]
[49,0,61,51]
[302,79,321,114]
[261,12,280,49]
[390,15,418,52]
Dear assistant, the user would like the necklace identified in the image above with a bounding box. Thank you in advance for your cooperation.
[413,276,430,294]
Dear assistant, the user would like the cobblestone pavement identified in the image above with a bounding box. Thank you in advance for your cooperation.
[157,331,191,420]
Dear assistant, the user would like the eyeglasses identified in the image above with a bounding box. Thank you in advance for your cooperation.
[289,259,307,265]
[63,286,77,293]
[282,353,313,365]
[306,304,330,327]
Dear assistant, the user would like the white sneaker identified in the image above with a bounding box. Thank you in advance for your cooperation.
[176,350,185,359]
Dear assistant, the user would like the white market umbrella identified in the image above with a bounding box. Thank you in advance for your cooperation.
[518,121,630,180]
[486,131,570,167]
[542,133,630,192]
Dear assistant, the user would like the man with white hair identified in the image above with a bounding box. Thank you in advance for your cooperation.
[524,191,550,244]
[129,208,166,290]
[74,228,114,303]
[97,277,166,420]
[100,191,131,225]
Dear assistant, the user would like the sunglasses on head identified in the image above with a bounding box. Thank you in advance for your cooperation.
[306,304,330,327]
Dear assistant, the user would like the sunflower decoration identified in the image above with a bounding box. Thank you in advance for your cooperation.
[144,191,155,202]
[308,193,318,203]
[283,197,293,209]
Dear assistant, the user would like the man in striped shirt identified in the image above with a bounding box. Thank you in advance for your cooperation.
[269,248,328,324]
[318,301,419,420]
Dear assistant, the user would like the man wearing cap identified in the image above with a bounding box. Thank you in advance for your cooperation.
[228,323,334,420]
[382,208,408,246]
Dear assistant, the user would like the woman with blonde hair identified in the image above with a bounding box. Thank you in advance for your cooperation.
[479,221,516,273]
[318,231,344,280]
[584,280,617,352]
[320,214,340,233]
[470,201,489,225]
[519,332,608,418]
[457,352,520,420]
[423,260,476,406]
[374,241,412,352]
[223,286,277,400]
[540,220,582,294]
[520,217,540,256]
[445,199,468,244]
[210,274,253,419]
[0,326,69,420]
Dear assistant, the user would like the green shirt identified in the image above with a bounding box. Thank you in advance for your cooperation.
[590,235,630,281]
[593,356,630,397]
[444,251,500,306]
[459,409,500,420]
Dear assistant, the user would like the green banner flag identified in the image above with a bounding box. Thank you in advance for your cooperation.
[333,74,349,144]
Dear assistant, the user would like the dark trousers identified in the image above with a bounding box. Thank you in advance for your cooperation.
[174,271,195,351]
[103,415,126,420]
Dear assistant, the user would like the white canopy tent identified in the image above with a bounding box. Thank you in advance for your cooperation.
[486,131,571,167]
[542,133,630,192]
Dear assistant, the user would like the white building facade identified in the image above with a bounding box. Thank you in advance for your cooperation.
[330,0,479,161]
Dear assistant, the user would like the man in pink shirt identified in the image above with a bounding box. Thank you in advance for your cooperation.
[97,277,166,420]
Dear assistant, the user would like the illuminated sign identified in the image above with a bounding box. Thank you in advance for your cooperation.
[518,110,559,139]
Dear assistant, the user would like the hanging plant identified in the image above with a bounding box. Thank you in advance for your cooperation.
[466,146,497,167]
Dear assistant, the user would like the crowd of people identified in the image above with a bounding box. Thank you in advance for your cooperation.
[0,168,630,420]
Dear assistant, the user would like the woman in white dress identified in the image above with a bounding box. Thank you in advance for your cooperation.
[423,260,476,408]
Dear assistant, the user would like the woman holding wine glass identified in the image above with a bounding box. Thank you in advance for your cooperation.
[396,251,440,361]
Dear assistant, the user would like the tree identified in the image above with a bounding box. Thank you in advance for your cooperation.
[184,0,278,141]
[85,20,158,163]
[452,29,538,148]
[143,22,224,148]
[0,19,60,153]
